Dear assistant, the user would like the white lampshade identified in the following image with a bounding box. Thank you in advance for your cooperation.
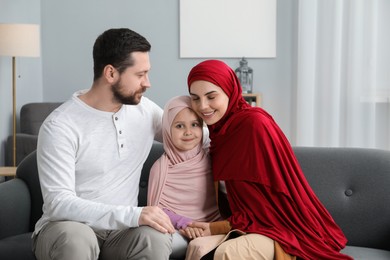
[0,23,40,57]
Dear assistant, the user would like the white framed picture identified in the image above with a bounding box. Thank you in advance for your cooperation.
[179,0,277,58]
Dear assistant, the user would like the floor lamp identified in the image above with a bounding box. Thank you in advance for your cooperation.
[0,24,40,167]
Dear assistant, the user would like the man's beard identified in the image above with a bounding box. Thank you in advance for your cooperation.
[112,82,145,105]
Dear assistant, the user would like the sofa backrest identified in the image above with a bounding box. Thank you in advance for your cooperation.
[20,102,62,135]
[138,142,164,206]
[16,143,390,251]
[293,146,390,251]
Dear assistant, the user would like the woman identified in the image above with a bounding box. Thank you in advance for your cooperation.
[183,60,352,260]
[147,95,222,259]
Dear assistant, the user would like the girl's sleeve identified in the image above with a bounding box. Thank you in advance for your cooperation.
[162,208,192,229]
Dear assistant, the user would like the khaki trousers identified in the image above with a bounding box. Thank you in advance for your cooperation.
[214,233,274,260]
[187,232,275,260]
[33,221,172,260]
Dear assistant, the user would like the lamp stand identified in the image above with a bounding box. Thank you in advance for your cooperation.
[12,56,16,167]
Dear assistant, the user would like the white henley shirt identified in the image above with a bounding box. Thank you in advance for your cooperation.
[34,90,163,234]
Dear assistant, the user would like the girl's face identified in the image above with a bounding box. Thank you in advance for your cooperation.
[189,80,229,125]
[171,108,203,151]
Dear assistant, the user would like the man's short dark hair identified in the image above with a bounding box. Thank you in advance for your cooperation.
[92,28,151,81]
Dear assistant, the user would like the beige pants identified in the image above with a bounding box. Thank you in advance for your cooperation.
[186,231,274,260]
[214,233,274,260]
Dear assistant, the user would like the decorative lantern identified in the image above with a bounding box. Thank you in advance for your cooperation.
[235,57,253,93]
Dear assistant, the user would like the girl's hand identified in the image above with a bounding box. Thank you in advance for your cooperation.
[179,222,211,239]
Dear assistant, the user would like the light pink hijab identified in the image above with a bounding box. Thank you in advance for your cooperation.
[147,96,221,222]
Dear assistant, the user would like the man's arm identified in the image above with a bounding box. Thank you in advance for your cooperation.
[148,98,163,142]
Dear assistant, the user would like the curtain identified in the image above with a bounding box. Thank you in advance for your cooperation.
[293,0,390,149]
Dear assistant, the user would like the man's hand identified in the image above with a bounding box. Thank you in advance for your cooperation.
[179,221,211,239]
[139,206,175,234]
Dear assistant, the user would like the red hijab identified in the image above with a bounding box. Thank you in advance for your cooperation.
[187,60,352,260]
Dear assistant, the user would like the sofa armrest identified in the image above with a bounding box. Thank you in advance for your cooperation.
[5,134,38,166]
[0,178,31,239]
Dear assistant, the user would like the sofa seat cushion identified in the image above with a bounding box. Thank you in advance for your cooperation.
[342,246,390,260]
[0,232,36,260]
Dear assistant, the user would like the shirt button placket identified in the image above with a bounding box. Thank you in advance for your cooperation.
[113,115,124,151]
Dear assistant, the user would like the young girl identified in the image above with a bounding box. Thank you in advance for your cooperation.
[147,95,222,259]
[183,59,352,260]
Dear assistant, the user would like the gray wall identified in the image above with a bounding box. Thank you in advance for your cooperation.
[41,0,297,132]
[0,0,297,165]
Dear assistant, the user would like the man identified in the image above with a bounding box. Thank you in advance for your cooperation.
[33,28,175,260]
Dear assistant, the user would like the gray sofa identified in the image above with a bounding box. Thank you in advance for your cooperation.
[1,143,390,259]
[4,102,62,166]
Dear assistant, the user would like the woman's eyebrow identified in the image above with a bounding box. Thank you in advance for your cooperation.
[190,91,217,96]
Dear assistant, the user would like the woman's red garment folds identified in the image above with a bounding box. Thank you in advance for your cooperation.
[187,59,352,260]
